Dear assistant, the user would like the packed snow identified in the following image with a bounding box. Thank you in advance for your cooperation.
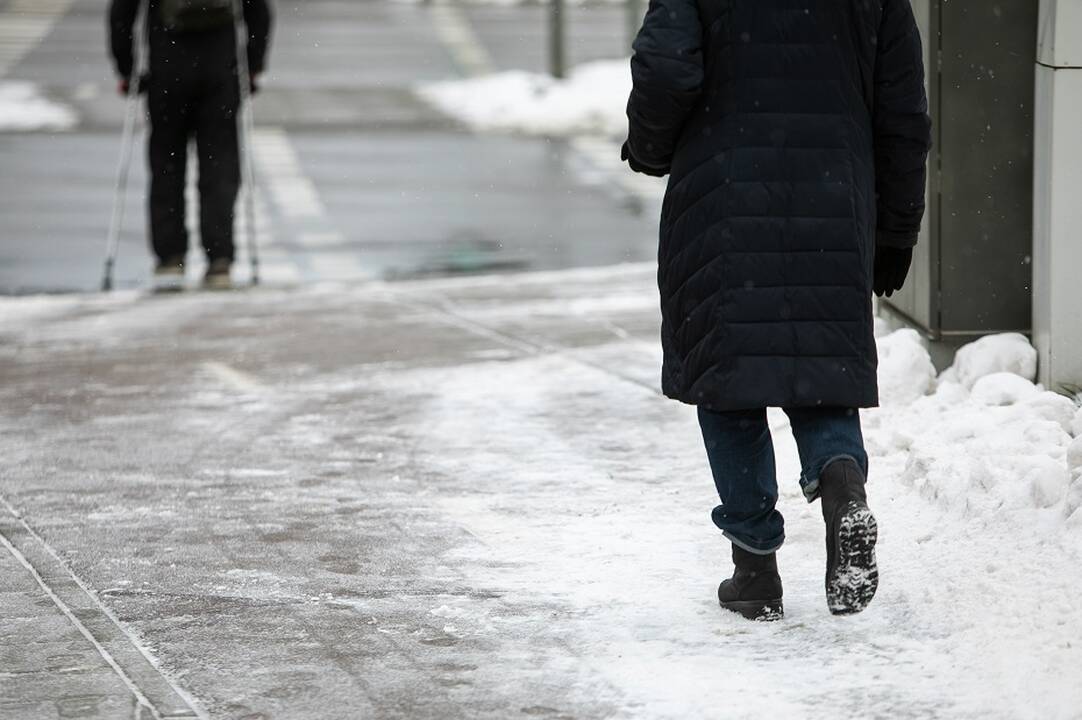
[417,59,630,137]
[0,81,77,132]
[404,281,1082,716]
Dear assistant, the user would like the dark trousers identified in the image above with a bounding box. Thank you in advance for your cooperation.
[147,32,240,264]
[698,407,868,555]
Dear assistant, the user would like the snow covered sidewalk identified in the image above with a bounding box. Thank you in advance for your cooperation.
[1,265,1080,719]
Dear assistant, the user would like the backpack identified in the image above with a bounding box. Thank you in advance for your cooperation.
[159,0,235,33]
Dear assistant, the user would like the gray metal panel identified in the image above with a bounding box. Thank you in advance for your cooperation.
[883,0,936,334]
[937,0,1035,334]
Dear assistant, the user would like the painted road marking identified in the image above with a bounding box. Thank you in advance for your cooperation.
[251,126,365,281]
[429,0,493,77]
[252,128,326,219]
[298,231,344,248]
[0,0,75,77]
[202,361,265,394]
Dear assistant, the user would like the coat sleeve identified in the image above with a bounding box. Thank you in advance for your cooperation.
[243,0,274,75]
[108,0,140,79]
[873,0,933,249]
[625,0,704,174]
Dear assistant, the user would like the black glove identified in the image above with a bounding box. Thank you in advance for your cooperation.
[621,140,669,178]
[873,246,913,298]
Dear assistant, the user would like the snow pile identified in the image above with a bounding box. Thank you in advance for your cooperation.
[868,329,1082,526]
[876,328,937,405]
[1067,436,1082,519]
[417,59,630,137]
[0,81,77,132]
[945,331,1037,388]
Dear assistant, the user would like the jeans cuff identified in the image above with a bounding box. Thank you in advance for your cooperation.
[800,453,863,504]
[722,530,784,556]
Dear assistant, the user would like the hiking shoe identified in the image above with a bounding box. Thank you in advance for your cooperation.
[203,258,232,290]
[820,458,879,615]
[153,256,185,291]
[717,545,783,621]
[155,255,185,276]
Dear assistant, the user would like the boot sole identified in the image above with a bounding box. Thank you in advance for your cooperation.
[719,598,784,622]
[827,501,878,615]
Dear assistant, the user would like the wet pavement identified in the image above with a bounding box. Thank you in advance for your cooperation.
[0,0,657,294]
[0,266,666,719]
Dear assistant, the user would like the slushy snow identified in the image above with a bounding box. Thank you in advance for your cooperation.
[0,81,77,131]
[417,59,630,137]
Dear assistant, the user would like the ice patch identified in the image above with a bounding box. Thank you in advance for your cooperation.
[0,81,77,131]
[949,332,1037,389]
[417,59,630,137]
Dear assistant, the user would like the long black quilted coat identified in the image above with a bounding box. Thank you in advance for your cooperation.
[626,0,931,410]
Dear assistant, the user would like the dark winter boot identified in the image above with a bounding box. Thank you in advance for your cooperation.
[717,545,783,621]
[819,458,879,615]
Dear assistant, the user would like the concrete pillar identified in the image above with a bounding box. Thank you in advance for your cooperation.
[1033,0,1082,392]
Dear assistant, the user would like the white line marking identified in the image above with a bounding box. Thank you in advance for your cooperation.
[429,0,493,77]
[297,231,343,248]
[74,81,100,101]
[307,251,368,279]
[252,127,326,219]
[0,0,74,77]
[202,361,264,393]
[249,126,365,280]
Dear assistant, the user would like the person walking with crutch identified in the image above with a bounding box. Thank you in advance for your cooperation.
[623,0,931,620]
[108,0,273,290]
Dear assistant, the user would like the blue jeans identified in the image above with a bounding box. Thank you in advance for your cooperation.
[698,407,868,555]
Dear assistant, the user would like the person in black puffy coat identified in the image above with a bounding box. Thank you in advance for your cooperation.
[623,0,931,619]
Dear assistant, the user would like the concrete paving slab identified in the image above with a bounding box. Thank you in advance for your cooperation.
[0,267,660,718]
[0,505,205,718]
[0,532,153,719]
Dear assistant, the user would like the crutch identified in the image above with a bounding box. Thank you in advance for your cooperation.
[232,0,260,286]
[101,22,146,292]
